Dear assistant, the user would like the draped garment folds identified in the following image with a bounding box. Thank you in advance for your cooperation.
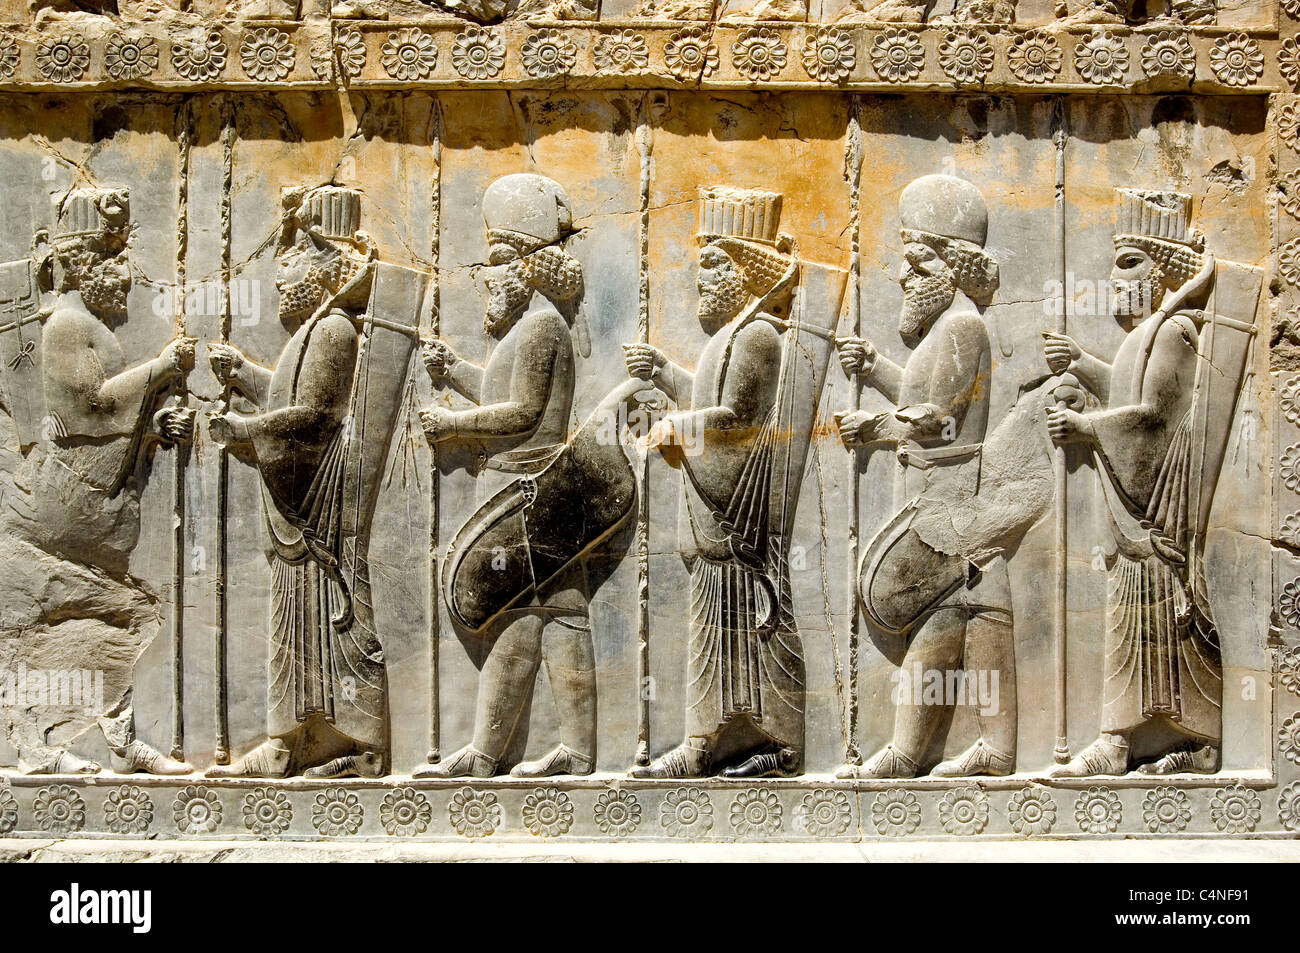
[680,403,804,749]
[257,313,387,749]
[1094,406,1221,741]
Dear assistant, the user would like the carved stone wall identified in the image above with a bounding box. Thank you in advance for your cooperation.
[0,0,1296,847]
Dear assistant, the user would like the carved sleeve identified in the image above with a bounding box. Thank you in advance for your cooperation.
[244,315,357,448]
[451,315,561,439]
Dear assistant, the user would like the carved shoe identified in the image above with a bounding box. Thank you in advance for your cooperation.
[303,752,384,780]
[1136,743,1218,776]
[628,742,709,779]
[847,743,920,780]
[23,750,101,776]
[839,0,929,22]
[930,739,1014,778]
[413,744,498,779]
[206,739,291,779]
[510,744,594,778]
[720,747,801,779]
[1048,737,1128,778]
[110,740,193,776]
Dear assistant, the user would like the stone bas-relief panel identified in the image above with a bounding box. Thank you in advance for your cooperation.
[0,0,1296,846]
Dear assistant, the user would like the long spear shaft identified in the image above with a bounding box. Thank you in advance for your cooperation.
[170,98,192,762]
[634,96,656,766]
[844,99,864,768]
[214,96,234,765]
[427,101,443,765]
[1052,98,1071,765]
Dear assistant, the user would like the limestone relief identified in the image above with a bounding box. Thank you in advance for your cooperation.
[0,0,1293,848]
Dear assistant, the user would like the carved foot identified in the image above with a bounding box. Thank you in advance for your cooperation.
[1046,5,1125,28]
[1047,737,1128,778]
[1136,743,1218,776]
[23,750,101,775]
[628,742,709,779]
[110,740,193,776]
[851,743,919,780]
[720,747,800,779]
[206,739,291,779]
[413,745,498,779]
[930,739,1014,778]
[510,744,593,778]
[303,752,384,780]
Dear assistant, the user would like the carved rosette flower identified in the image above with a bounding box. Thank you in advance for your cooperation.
[1286,0,1300,19]
[1007,31,1061,85]
[939,786,989,835]
[336,29,366,81]
[36,35,90,84]
[382,28,438,82]
[311,788,362,836]
[173,785,222,834]
[449,787,501,838]
[522,787,574,838]
[1280,781,1300,831]
[870,28,924,84]
[521,29,576,80]
[938,29,992,86]
[664,28,719,82]
[1280,575,1300,626]
[0,34,18,80]
[801,28,855,84]
[1281,174,1300,223]
[1281,103,1300,153]
[660,787,713,837]
[871,788,920,836]
[242,786,292,837]
[1210,782,1261,834]
[796,788,851,837]
[1074,31,1128,86]
[732,28,787,83]
[1281,240,1300,287]
[0,785,15,835]
[1280,712,1300,764]
[594,30,649,75]
[1280,645,1300,696]
[1139,30,1194,81]
[381,787,432,837]
[35,785,85,834]
[730,788,782,835]
[1141,786,1191,833]
[172,31,228,83]
[1209,33,1263,88]
[104,785,153,835]
[104,33,158,81]
[1007,787,1056,836]
[1281,37,1300,91]
[593,789,641,837]
[452,28,505,81]
[309,41,333,81]
[240,28,294,83]
[1074,786,1122,833]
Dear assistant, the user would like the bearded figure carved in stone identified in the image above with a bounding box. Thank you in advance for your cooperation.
[418,173,636,780]
[1047,189,1258,777]
[207,186,422,779]
[625,188,845,780]
[835,174,1019,780]
[0,188,195,776]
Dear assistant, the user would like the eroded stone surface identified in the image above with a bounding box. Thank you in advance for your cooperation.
[0,0,1295,850]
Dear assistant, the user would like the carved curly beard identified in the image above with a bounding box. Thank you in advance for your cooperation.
[898,271,956,343]
[78,258,131,323]
[697,268,747,325]
[1111,273,1161,322]
[482,259,531,338]
[277,249,361,324]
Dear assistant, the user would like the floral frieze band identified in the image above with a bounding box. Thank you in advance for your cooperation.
[0,21,1288,91]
